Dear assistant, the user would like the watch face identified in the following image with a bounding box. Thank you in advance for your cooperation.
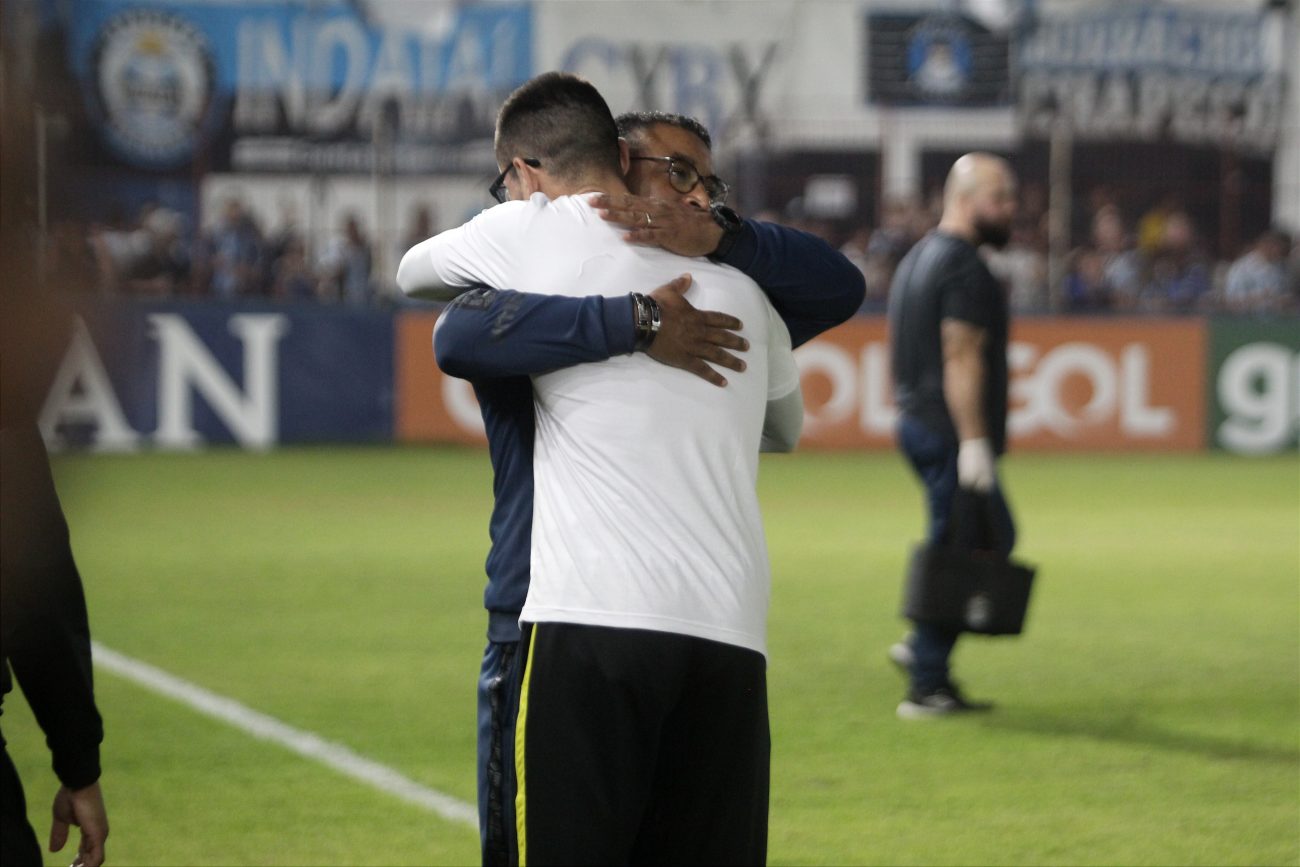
[711,204,742,230]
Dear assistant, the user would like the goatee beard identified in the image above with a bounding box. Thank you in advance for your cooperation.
[976,220,1011,249]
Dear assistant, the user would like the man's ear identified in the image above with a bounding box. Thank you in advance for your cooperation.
[515,156,542,198]
[617,138,631,176]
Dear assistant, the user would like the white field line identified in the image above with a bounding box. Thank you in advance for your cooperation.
[90,641,477,829]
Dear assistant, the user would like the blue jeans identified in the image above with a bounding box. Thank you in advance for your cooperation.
[898,415,1015,693]
[477,638,522,865]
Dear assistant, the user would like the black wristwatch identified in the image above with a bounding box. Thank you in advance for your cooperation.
[708,204,744,261]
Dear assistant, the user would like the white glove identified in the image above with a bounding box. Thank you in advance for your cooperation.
[957,438,996,492]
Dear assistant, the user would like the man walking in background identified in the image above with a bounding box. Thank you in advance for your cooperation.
[887,152,1018,719]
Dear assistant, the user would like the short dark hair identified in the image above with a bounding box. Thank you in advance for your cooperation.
[615,112,713,150]
[494,72,621,182]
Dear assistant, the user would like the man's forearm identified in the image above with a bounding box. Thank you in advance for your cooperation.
[434,289,637,380]
[941,319,988,441]
[944,351,986,441]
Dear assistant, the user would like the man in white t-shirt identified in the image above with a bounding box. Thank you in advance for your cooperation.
[399,72,800,864]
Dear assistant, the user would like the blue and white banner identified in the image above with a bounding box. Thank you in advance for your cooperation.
[1017,1,1286,153]
[40,302,395,450]
[55,0,533,172]
[536,1,791,149]
[867,12,1011,107]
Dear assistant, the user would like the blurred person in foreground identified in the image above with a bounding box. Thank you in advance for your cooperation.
[886,152,1018,718]
[401,103,863,862]
[0,238,110,866]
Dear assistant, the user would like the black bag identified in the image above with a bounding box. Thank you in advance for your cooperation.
[901,489,1037,636]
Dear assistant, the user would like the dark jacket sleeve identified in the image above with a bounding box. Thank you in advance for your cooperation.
[715,220,866,348]
[0,424,103,790]
[433,288,638,380]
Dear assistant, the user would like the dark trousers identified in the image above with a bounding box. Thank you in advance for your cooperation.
[478,638,523,866]
[515,622,769,866]
[898,415,1016,693]
[1,741,42,867]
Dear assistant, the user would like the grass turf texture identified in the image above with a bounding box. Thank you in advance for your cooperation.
[2,448,1296,866]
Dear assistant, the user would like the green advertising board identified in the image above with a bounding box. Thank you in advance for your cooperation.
[1209,319,1300,454]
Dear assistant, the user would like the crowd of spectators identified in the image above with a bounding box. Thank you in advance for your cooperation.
[50,198,415,307]
[43,188,1300,317]
[827,185,1299,316]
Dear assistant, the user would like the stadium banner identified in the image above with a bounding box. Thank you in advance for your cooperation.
[535,0,788,148]
[395,311,483,446]
[866,12,1011,107]
[1007,318,1206,451]
[52,0,532,174]
[55,307,1296,455]
[394,313,1210,453]
[1208,319,1300,454]
[534,1,891,152]
[39,302,394,451]
[787,317,1206,451]
[1016,1,1286,154]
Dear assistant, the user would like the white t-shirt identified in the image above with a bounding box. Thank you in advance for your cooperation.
[402,192,799,655]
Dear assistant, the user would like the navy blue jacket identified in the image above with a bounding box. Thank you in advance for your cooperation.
[432,220,866,641]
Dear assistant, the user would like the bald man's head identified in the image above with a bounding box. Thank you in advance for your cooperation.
[942,152,1017,248]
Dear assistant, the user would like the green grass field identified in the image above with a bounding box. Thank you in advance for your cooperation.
[3,448,1297,866]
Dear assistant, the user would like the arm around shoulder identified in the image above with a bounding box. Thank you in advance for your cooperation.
[433,289,639,380]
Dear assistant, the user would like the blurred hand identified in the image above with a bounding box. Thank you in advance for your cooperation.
[957,438,996,493]
[51,781,108,867]
[644,274,747,388]
[592,194,724,257]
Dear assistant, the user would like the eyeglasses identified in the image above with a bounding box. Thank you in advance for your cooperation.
[488,157,542,204]
[630,156,730,205]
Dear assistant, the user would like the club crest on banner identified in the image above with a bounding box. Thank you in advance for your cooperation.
[91,9,214,168]
[906,20,973,99]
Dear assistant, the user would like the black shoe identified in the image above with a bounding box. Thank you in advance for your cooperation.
[897,683,993,720]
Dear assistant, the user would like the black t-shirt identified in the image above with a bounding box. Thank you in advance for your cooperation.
[887,231,1009,454]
